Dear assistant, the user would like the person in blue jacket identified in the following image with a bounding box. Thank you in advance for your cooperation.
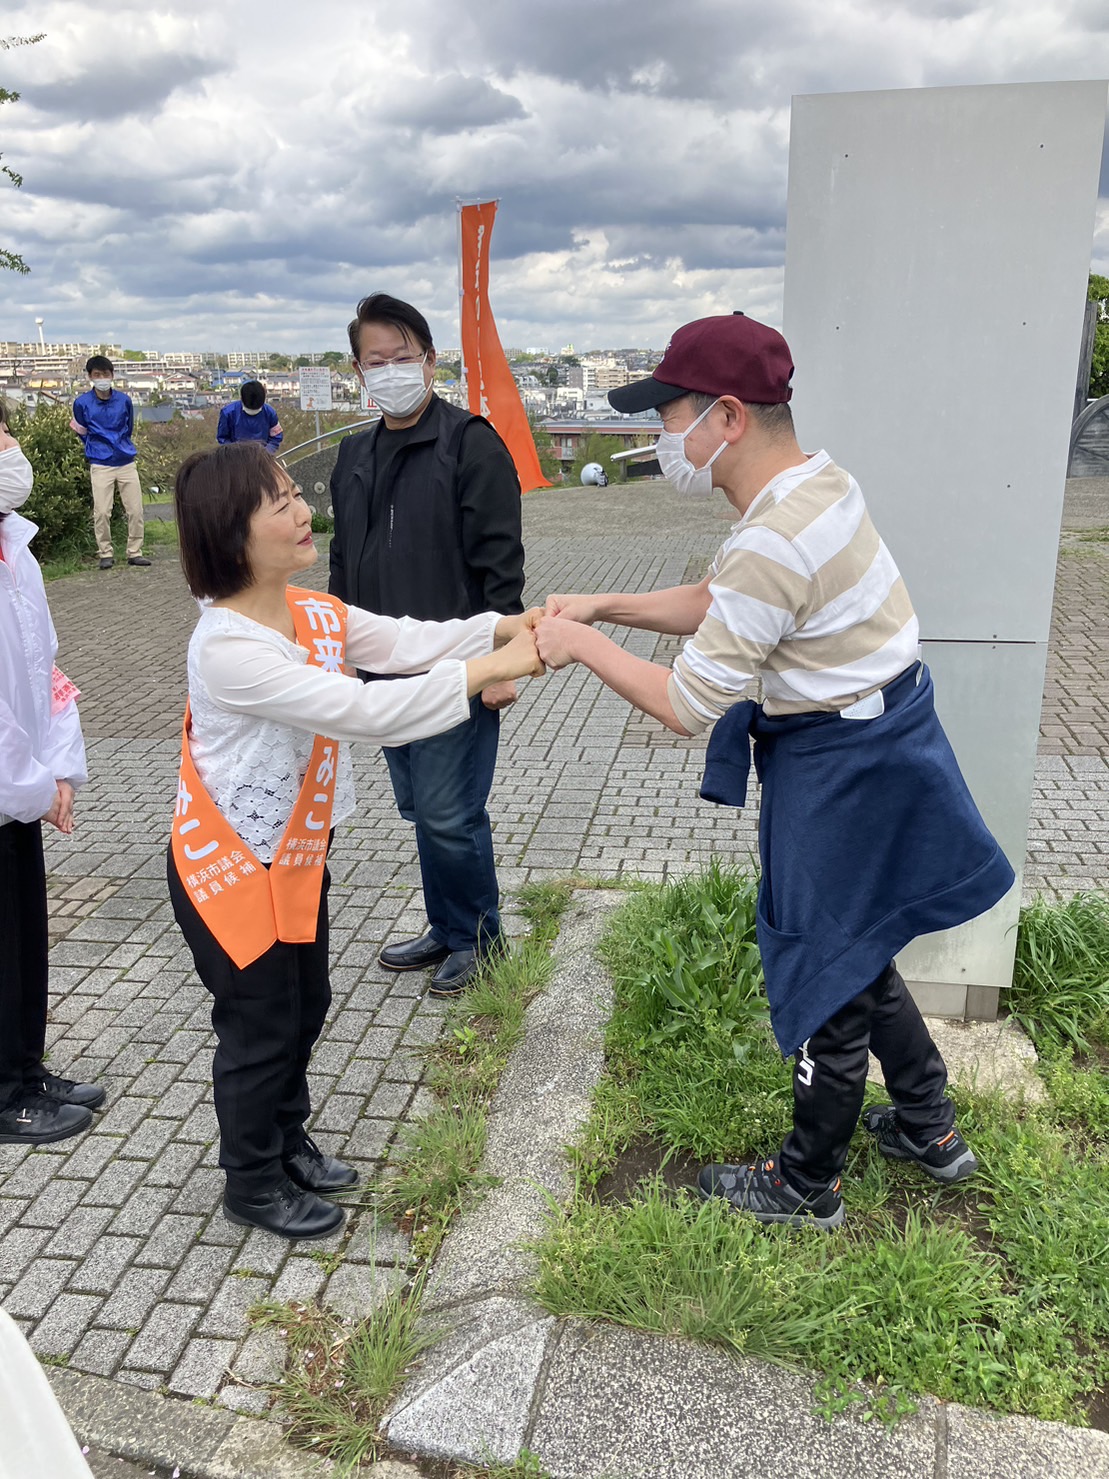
[217,381,283,454]
[70,356,150,571]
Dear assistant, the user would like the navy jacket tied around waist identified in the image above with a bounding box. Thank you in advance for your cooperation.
[700,664,1015,1057]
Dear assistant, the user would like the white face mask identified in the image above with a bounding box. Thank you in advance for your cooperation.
[242,405,262,416]
[654,399,726,498]
[359,356,430,418]
[0,446,34,514]
[92,378,113,396]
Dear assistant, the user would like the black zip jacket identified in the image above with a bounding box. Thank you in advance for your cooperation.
[328,396,525,622]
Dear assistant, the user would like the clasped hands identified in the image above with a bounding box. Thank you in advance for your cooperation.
[496,594,597,678]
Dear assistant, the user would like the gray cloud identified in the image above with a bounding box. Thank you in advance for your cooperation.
[374,73,527,133]
[0,0,1106,353]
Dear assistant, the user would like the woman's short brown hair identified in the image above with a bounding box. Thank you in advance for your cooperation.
[174,442,288,599]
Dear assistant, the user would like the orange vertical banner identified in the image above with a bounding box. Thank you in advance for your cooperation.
[459,200,550,492]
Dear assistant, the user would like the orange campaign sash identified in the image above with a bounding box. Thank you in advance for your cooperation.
[171,588,349,969]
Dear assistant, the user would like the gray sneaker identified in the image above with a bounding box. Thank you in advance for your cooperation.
[862,1105,978,1183]
[697,1157,845,1230]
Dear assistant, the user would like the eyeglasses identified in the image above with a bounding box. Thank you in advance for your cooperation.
[357,352,427,372]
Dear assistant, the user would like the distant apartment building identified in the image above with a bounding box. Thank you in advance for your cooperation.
[226,351,267,369]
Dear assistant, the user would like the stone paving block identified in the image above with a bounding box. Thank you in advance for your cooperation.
[97,1266,173,1330]
[217,1383,273,1416]
[169,1336,239,1398]
[367,1081,413,1118]
[43,1205,114,1258]
[23,1176,92,1226]
[0,1150,65,1198]
[199,1274,269,1338]
[338,1057,385,1094]
[134,1213,206,1268]
[324,1262,407,1319]
[310,1093,365,1135]
[85,1157,150,1209]
[70,1325,133,1377]
[68,1235,143,1295]
[116,1115,178,1161]
[0,1224,51,1280]
[269,1258,326,1305]
[358,1025,402,1059]
[144,1139,205,1186]
[945,1404,1109,1477]
[384,1295,556,1465]
[1,1257,76,1317]
[123,1301,203,1373]
[169,1166,224,1215]
[343,1118,396,1160]
[28,1292,104,1357]
[54,1132,126,1180]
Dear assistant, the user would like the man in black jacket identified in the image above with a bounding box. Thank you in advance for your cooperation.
[329,293,525,994]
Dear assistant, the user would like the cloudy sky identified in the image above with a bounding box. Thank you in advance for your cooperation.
[2,0,1108,354]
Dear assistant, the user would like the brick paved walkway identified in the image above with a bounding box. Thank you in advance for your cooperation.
[0,477,1105,1417]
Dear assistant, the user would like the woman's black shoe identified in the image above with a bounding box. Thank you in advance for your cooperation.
[283,1134,358,1193]
[0,1093,92,1145]
[223,1178,345,1240]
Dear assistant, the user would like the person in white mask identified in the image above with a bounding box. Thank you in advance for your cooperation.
[329,294,525,996]
[534,312,1012,1233]
[0,403,105,1146]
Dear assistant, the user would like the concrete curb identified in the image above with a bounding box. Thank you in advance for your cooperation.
[381,891,1109,1479]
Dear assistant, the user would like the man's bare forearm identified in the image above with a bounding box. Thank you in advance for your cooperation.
[571,627,691,735]
[594,578,712,636]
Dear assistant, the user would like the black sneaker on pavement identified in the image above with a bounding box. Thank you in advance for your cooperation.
[39,1072,107,1110]
[0,1093,93,1145]
[861,1104,978,1183]
[697,1157,845,1230]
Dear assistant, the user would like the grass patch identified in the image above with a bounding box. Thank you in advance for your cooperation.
[532,867,1109,1426]
[377,881,573,1258]
[248,1281,436,1472]
[1009,893,1109,1054]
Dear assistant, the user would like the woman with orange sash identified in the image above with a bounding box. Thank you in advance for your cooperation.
[169,443,543,1240]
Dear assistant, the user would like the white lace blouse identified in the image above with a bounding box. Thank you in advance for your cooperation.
[187,604,499,861]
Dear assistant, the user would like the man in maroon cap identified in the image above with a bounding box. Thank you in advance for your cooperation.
[535,312,1013,1230]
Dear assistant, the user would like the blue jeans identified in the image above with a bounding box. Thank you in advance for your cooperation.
[383,697,501,952]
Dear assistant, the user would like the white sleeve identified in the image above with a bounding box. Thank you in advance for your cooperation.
[196,630,473,747]
[0,696,59,823]
[343,607,499,673]
[43,701,88,792]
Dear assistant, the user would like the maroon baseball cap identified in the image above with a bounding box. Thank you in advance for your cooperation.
[608,312,794,414]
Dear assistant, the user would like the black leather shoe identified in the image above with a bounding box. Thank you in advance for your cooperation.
[98,558,114,570]
[223,1178,345,1240]
[428,938,507,997]
[39,1072,107,1110]
[0,1093,93,1145]
[127,555,152,566]
[283,1134,358,1193]
[379,930,451,972]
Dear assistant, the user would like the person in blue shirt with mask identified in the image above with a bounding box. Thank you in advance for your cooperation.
[217,381,283,455]
[71,356,150,571]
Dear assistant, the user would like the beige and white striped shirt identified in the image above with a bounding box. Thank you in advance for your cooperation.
[668,451,920,733]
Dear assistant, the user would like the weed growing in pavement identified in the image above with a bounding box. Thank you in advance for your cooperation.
[376,882,573,1258]
[532,871,1109,1426]
[247,1282,437,1472]
[451,1449,553,1478]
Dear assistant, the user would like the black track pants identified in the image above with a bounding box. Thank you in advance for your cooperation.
[778,963,954,1197]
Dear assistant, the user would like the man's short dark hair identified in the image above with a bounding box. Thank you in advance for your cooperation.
[240,379,266,411]
[347,293,433,360]
[686,390,795,439]
[86,355,114,377]
[174,443,289,600]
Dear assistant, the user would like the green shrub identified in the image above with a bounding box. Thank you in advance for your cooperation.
[9,403,94,562]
